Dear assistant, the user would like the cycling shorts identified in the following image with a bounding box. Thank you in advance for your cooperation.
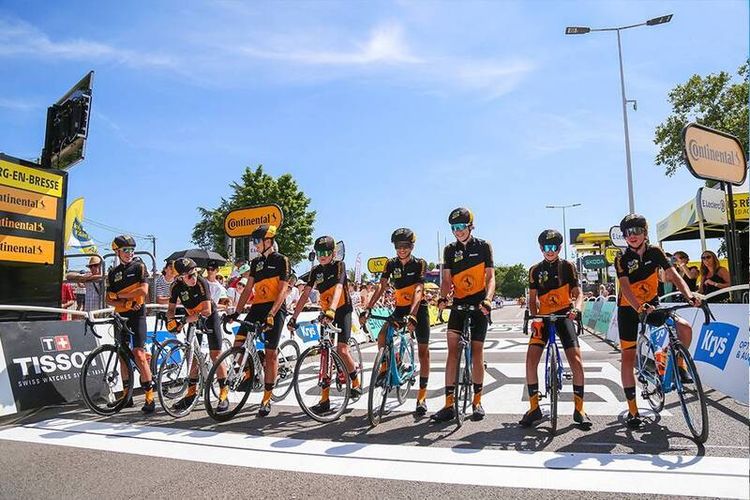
[196,310,223,351]
[392,303,430,345]
[447,306,488,342]
[528,315,579,350]
[119,312,147,349]
[330,308,351,345]
[241,303,287,350]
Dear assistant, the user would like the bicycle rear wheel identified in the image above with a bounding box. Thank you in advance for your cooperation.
[203,346,253,422]
[396,333,416,405]
[150,338,181,376]
[272,339,299,402]
[80,344,133,416]
[368,347,389,426]
[637,336,664,413]
[547,348,559,434]
[157,344,202,418]
[673,344,709,443]
[294,346,350,423]
[453,342,466,428]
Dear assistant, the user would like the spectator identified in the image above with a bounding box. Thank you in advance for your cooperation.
[154,260,177,304]
[74,280,86,311]
[226,278,247,313]
[349,282,361,309]
[699,250,731,303]
[65,255,104,312]
[673,251,699,292]
[596,284,609,301]
[61,281,76,320]
[285,275,300,311]
[205,260,228,309]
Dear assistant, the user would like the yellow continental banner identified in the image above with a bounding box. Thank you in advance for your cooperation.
[224,204,283,238]
[367,256,388,273]
[0,159,64,198]
[0,185,58,220]
[0,234,56,264]
[732,192,748,221]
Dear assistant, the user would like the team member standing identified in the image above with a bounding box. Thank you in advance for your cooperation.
[288,235,362,414]
[106,235,154,413]
[363,228,431,416]
[615,214,699,428]
[433,208,495,422]
[521,230,590,428]
[228,225,291,417]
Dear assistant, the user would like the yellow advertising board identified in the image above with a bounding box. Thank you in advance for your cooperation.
[0,158,64,197]
[0,185,58,220]
[732,192,748,221]
[682,123,747,186]
[367,256,388,273]
[224,204,283,238]
[605,247,622,265]
[0,234,56,264]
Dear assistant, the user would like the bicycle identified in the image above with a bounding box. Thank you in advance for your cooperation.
[522,310,581,434]
[636,302,712,443]
[367,315,416,426]
[450,303,488,428]
[293,315,354,423]
[203,316,299,422]
[80,312,177,415]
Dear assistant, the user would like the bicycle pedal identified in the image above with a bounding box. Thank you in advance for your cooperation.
[563,372,573,380]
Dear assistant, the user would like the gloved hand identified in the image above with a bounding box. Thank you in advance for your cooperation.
[224,312,239,323]
[166,319,183,333]
[287,318,297,331]
[107,291,118,301]
[405,314,418,332]
[324,309,336,321]
[264,314,275,330]
[480,299,492,314]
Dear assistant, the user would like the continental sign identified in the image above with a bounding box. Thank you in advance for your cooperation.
[367,256,388,274]
[0,234,56,264]
[224,204,283,238]
[0,158,64,197]
[682,123,747,186]
[0,185,58,220]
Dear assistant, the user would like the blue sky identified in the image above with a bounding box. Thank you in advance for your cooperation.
[1,1,747,274]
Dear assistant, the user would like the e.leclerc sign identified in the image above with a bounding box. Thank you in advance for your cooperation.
[224,204,283,238]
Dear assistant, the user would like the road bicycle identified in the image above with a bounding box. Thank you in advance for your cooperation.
[451,304,486,428]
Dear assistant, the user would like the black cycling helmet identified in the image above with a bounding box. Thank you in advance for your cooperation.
[111,234,136,250]
[250,224,277,240]
[620,214,648,234]
[448,207,473,225]
[313,235,336,253]
[391,228,416,245]
[173,257,197,275]
[538,229,563,246]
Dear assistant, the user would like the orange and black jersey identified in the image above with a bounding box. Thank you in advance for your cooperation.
[615,245,672,307]
[529,259,579,315]
[107,259,148,314]
[307,261,352,313]
[169,276,214,315]
[443,237,494,305]
[248,251,290,306]
[382,256,427,308]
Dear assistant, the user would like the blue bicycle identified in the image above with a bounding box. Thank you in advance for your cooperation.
[367,315,416,426]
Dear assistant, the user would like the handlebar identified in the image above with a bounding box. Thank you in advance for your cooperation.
[221,314,265,335]
[638,300,714,334]
[523,309,582,336]
[84,312,133,339]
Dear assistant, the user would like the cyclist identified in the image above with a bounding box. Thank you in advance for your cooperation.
[432,207,495,422]
[165,257,228,412]
[226,224,291,417]
[106,235,153,413]
[615,214,700,428]
[520,230,590,429]
[288,235,362,414]
[362,228,431,416]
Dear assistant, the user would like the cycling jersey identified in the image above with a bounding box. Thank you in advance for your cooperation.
[615,245,672,308]
[443,237,494,305]
[382,256,427,307]
[307,261,352,313]
[248,252,290,305]
[528,259,578,314]
[169,276,215,315]
[107,259,148,315]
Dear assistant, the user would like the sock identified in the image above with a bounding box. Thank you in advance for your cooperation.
[445,386,455,407]
[417,377,428,402]
[262,383,273,404]
[472,383,483,406]
[624,386,638,416]
[528,383,539,412]
[186,378,199,397]
[573,384,584,414]
[321,387,330,402]
[142,380,154,404]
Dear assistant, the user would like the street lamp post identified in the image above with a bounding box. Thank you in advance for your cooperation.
[546,203,581,260]
[565,14,673,214]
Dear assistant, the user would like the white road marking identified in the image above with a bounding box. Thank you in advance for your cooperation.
[360,337,595,354]
[0,418,745,498]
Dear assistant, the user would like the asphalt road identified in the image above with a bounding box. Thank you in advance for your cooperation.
[0,305,747,499]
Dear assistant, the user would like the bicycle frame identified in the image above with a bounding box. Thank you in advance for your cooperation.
[315,322,338,388]
[543,319,563,398]
[383,321,415,388]
[637,318,685,396]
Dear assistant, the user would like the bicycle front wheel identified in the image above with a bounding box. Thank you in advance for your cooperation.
[294,346,350,423]
[453,342,466,428]
[673,344,709,443]
[157,344,202,418]
[396,334,416,405]
[204,346,253,422]
[272,339,299,402]
[368,347,389,426]
[547,348,559,435]
[80,344,133,416]
[637,337,664,413]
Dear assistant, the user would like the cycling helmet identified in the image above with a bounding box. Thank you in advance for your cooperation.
[619,214,648,234]
[538,229,563,246]
[313,235,336,253]
[391,228,416,245]
[448,207,473,225]
[111,234,136,250]
[250,224,277,240]
[173,257,197,275]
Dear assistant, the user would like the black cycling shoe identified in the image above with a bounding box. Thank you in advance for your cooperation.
[415,400,428,417]
[257,401,271,417]
[519,407,543,427]
[573,409,593,429]
[678,367,694,384]
[429,406,455,422]
[350,386,362,402]
[171,394,196,412]
[107,395,133,409]
[216,398,230,413]
[236,370,253,392]
[141,399,156,414]
[625,412,642,429]
[375,370,386,388]
[471,403,486,421]
[310,399,331,415]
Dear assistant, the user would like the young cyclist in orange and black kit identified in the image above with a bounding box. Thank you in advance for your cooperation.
[362,228,431,416]
[521,230,590,429]
[106,235,153,413]
[615,214,699,428]
[288,235,362,414]
[166,257,228,413]
[433,207,495,422]
[226,224,290,417]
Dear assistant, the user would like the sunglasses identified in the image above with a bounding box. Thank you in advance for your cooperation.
[394,242,413,250]
[237,283,245,287]
[251,238,264,245]
[701,255,712,260]
[542,244,559,252]
[451,223,469,232]
[317,250,333,258]
[624,227,646,236]
[120,247,135,255]
[182,271,197,280]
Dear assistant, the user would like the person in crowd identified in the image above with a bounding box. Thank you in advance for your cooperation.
[61,280,76,320]
[74,279,86,311]
[596,284,610,301]
[285,274,300,312]
[217,274,225,287]
[226,277,247,313]
[205,260,228,310]
[349,282,362,310]
[673,251,699,292]
[154,260,178,304]
[699,250,732,303]
[65,255,105,312]
[658,253,676,297]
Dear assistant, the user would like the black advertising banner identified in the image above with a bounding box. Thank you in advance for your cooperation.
[0,153,67,318]
[0,320,98,410]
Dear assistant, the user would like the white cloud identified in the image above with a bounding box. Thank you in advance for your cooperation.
[0,97,38,111]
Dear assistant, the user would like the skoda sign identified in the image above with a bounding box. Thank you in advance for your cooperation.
[582,254,608,270]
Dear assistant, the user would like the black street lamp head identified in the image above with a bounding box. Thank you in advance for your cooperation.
[565,26,591,35]
[646,14,673,26]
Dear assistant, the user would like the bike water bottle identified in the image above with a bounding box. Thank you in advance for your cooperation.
[655,348,667,376]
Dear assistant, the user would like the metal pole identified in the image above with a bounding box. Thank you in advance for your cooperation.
[726,184,741,294]
[617,29,636,213]
[562,206,568,260]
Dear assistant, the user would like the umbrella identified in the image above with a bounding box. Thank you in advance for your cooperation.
[165,248,227,269]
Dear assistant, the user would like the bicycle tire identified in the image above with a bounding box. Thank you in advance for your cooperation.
[461,352,472,417]
[453,342,466,428]
[368,347,389,426]
[295,346,350,423]
[396,334,416,405]
[272,339,299,401]
[203,346,254,422]
[673,343,709,443]
[348,337,364,390]
[157,344,202,418]
[637,336,664,413]
[80,344,133,416]
[150,338,181,376]
[548,348,559,435]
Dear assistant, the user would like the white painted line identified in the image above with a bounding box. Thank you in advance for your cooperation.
[0,418,746,498]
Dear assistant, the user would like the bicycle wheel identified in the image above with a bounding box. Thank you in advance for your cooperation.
[203,346,254,422]
[453,342,466,427]
[294,346,350,423]
[396,334,416,405]
[348,337,363,389]
[272,339,299,402]
[80,344,133,416]
[150,338,181,375]
[547,348,559,434]
[368,347,389,426]
[673,344,709,443]
[157,344,202,418]
[637,337,664,413]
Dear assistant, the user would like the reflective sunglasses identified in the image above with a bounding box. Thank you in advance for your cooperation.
[251,237,264,245]
[317,250,333,258]
[542,244,559,252]
[120,247,135,255]
[624,227,646,236]
[451,223,468,232]
[183,271,197,280]
[701,255,712,260]
[394,242,413,250]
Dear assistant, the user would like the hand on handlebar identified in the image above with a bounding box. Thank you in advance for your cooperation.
[479,299,492,316]
[687,295,702,307]
[287,317,297,331]
[224,312,239,323]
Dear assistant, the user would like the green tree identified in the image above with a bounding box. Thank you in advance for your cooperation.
[654,63,748,177]
[192,165,316,265]
[495,263,528,298]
